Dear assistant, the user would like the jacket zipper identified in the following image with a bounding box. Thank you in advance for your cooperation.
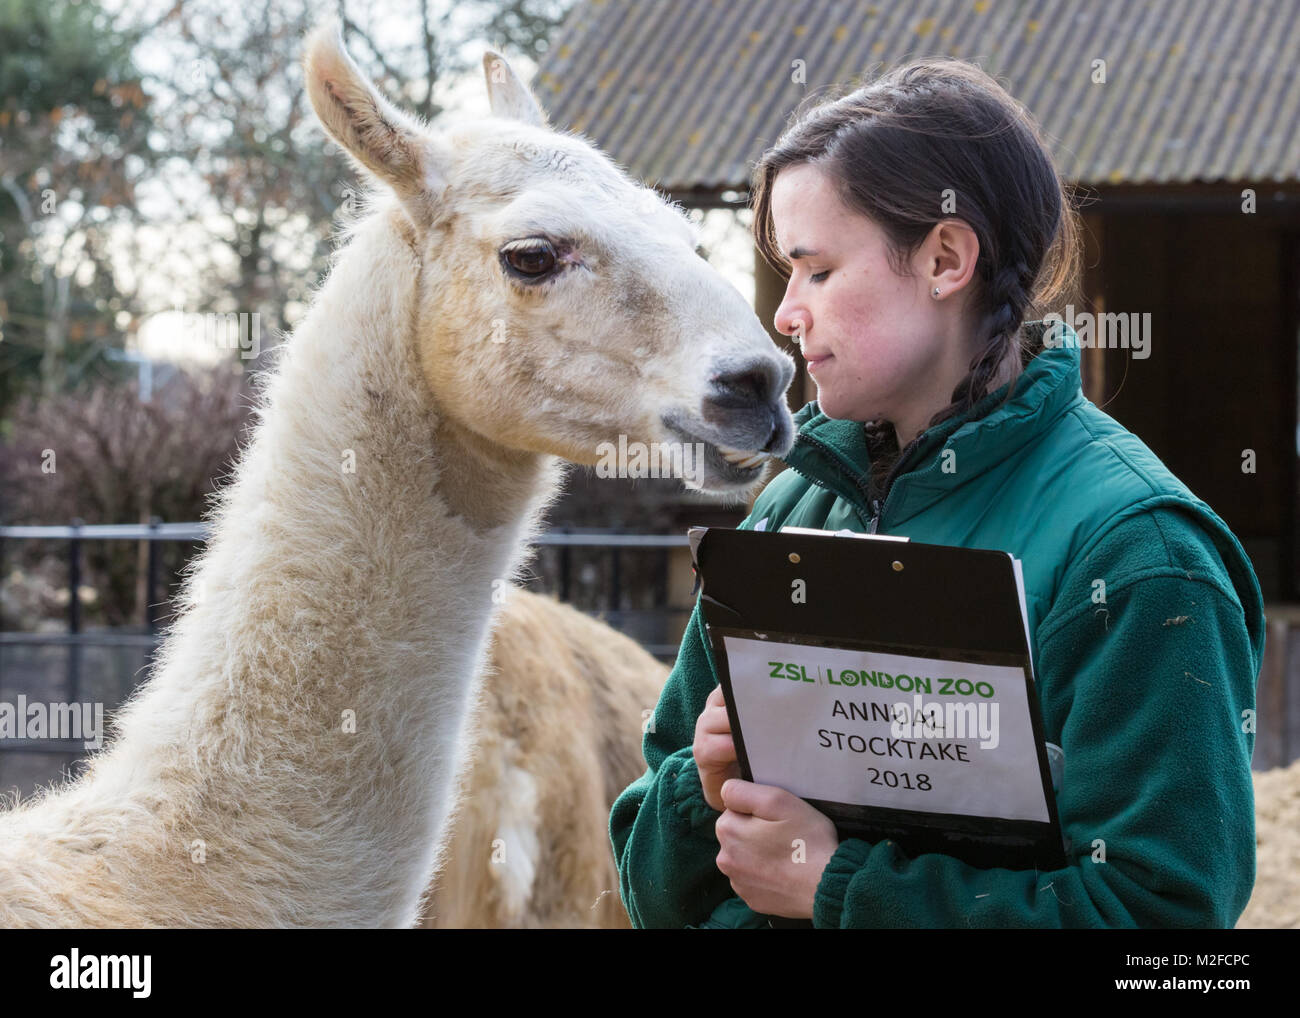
[869,433,927,533]
[785,427,931,535]
[784,432,876,531]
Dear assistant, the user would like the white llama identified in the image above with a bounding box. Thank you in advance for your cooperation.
[0,21,794,927]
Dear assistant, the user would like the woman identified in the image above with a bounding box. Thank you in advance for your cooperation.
[609,58,1265,929]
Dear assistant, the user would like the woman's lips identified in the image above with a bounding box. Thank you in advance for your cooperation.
[806,354,833,373]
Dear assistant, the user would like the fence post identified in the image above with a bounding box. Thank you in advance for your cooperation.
[558,526,570,602]
[656,541,668,611]
[68,517,83,704]
[146,516,161,635]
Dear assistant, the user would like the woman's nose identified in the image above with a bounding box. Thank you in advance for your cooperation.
[773,296,808,343]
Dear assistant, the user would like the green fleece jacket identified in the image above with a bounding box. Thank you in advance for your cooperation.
[610,321,1265,929]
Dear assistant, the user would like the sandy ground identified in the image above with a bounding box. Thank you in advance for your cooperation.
[1237,758,1300,928]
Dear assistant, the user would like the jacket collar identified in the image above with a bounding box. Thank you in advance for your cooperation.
[778,321,1085,526]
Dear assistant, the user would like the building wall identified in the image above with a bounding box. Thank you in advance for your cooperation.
[1098,210,1296,600]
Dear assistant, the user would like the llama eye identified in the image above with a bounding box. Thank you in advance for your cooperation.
[501,238,558,280]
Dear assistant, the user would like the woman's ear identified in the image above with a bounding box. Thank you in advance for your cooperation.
[303,19,451,225]
[927,219,981,297]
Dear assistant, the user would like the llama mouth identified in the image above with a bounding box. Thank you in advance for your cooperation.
[662,420,770,479]
[712,443,769,470]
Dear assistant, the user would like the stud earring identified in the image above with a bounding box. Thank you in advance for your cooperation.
[932,287,941,298]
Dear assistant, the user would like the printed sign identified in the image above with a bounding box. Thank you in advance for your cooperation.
[721,636,1050,824]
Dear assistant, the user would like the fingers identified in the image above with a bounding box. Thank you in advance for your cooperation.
[698,685,732,735]
[693,689,736,761]
[694,685,739,812]
[720,779,791,818]
[693,731,736,769]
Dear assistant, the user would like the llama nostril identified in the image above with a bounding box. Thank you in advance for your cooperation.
[707,359,780,409]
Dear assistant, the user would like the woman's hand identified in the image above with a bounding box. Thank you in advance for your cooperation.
[715,779,841,920]
[693,684,740,812]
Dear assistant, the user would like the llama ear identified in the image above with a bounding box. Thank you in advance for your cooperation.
[483,50,548,128]
[304,20,449,217]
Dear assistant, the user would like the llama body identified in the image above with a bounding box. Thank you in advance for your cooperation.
[0,22,793,927]
[421,588,670,928]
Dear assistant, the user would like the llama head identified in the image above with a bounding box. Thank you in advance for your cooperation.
[303,21,795,496]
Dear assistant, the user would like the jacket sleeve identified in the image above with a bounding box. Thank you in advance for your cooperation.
[812,509,1261,928]
[609,598,740,927]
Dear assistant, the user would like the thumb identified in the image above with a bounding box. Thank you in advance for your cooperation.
[720,778,760,815]
[722,779,802,820]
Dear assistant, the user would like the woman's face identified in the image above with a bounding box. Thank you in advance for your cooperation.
[770,161,973,439]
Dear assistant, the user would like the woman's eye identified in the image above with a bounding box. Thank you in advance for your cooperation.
[810,270,830,283]
[501,238,559,280]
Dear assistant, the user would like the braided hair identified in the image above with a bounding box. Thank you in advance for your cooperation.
[750,58,1083,495]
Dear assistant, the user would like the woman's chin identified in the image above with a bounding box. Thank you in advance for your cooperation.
[814,389,847,419]
[815,390,871,423]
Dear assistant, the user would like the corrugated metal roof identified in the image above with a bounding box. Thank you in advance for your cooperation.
[532,0,1300,193]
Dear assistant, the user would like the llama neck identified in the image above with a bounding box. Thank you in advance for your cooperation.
[92,205,565,926]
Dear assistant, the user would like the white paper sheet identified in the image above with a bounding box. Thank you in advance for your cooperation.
[721,635,1049,823]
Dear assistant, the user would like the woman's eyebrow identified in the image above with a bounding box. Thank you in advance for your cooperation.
[788,246,820,259]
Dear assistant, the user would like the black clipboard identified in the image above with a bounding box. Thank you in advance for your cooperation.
[689,525,1068,874]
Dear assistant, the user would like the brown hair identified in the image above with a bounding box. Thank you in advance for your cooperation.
[750,57,1083,491]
